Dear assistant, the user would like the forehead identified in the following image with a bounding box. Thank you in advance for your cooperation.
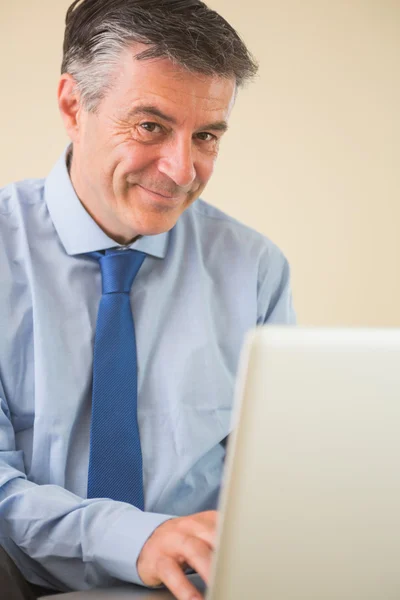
[104,46,236,124]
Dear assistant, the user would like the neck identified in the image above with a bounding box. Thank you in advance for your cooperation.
[67,149,141,246]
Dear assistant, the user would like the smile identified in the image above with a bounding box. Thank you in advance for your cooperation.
[138,185,177,198]
[136,184,184,206]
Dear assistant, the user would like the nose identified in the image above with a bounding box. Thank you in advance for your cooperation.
[157,136,197,189]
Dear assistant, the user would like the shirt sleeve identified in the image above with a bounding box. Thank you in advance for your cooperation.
[257,242,297,325]
[0,379,172,591]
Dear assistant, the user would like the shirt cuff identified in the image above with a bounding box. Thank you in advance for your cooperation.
[92,505,174,586]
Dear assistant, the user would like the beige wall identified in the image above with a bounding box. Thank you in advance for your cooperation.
[1,1,399,326]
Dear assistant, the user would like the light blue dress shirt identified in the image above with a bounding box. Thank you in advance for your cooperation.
[0,148,295,592]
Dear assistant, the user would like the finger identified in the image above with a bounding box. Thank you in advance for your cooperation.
[180,535,213,584]
[199,510,218,527]
[182,512,218,549]
[195,525,217,549]
[157,556,203,600]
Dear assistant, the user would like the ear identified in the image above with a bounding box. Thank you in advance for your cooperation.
[58,74,83,142]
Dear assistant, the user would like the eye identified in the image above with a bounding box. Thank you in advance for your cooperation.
[195,132,217,142]
[139,122,163,133]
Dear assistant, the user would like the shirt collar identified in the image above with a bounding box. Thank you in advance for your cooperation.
[44,145,170,259]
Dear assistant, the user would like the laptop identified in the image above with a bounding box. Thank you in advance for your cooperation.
[44,326,400,599]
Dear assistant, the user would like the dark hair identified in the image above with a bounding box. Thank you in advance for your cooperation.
[62,0,258,111]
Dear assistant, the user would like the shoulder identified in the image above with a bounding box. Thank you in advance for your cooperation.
[0,178,46,276]
[191,198,264,239]
[0,178,45,217]
[184,198,288,269]
[181,199,295,324]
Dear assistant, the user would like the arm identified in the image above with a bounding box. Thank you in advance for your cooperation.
[258,244,296,325]
[0,379,171,591]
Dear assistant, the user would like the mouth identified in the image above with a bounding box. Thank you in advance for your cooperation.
[136,184,184,205]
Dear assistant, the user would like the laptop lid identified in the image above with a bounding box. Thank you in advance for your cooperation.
[208,326,400,600]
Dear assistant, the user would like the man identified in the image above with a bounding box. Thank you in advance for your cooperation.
[0,1,295,599]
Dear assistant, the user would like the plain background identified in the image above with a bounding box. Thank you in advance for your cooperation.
[1,0,399,326]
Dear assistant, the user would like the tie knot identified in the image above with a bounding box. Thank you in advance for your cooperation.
[99,249,146,294]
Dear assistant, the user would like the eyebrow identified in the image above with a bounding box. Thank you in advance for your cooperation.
[127,104,229,133]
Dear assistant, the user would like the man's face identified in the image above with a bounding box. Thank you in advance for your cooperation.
[65,47,236,243]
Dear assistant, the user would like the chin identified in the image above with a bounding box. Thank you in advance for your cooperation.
[129,211,180,237]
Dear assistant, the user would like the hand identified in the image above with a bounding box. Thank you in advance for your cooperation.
[137,510,217,600]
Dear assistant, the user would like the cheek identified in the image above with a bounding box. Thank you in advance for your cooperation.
[109,146,156,195]
[118,143,157,175]
[196,155,217,184]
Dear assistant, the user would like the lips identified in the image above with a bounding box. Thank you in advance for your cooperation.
[136,184,185,207]
[139,185,176,199]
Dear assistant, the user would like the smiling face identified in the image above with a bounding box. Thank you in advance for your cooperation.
[58,46,236,244]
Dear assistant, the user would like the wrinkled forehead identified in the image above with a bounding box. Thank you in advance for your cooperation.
[105,45,237,122]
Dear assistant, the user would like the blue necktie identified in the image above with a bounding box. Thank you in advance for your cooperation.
[87,248,146,509]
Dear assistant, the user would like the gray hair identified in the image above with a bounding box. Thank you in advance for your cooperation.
[62,0,258,112]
